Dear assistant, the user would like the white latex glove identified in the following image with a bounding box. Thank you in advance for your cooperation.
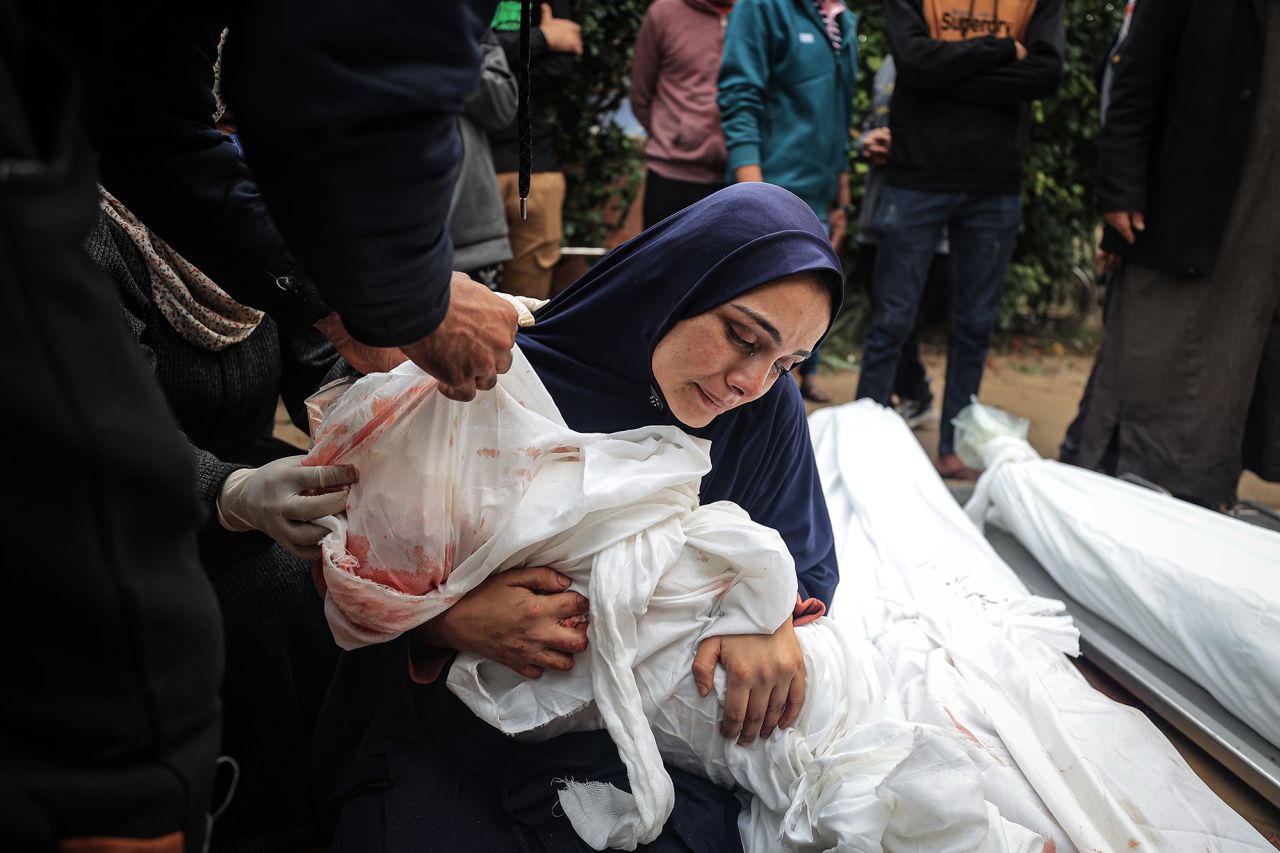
[495,293,549,327]
[217,456,358,559]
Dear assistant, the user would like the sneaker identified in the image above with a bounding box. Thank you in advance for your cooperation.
[893,396,937,430]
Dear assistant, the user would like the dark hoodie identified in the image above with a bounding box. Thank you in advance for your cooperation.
[883,0,1065,194]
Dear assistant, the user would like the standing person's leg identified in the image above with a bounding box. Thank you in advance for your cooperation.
[498,171,565,299]
[856,186,953,406]
[642,169,724,229]
[938,192,1021,472]
[1059,265,1117,464]
[1243,301,1280,485]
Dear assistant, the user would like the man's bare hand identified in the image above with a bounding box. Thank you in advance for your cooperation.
[1104,210,1145,245]
[1095,248,1120,274]
[1014,41,1028,60]
[540,3,583,55]
[860,127,891,166]
[400,272,519,401]
[314,312,408,375]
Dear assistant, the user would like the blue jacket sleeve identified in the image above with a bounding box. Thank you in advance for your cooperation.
[717,0,774,173]
[225,0,495,347]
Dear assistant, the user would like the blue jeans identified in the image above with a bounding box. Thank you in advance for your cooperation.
[856,186,1021,454]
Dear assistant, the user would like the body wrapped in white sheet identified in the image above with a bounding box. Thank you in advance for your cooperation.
[304,349,1042,852]
[809,400,1272,852]
[954,401,1280,752]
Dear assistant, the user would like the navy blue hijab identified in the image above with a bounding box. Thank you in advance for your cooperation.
[519,183,844,605]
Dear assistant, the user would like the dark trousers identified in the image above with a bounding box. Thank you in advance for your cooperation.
[642,169,725,230]
[856,186,1021,454]
[861,244,935,403]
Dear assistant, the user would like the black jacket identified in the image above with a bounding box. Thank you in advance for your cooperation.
[1097,0,1268,278]
[47,0,497,348]
[0,7,222,847]
[884,0,1064,194]
[488,0,578,174]
[43,8,333,336]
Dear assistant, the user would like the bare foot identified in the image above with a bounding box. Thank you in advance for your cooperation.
[934,452,981,481]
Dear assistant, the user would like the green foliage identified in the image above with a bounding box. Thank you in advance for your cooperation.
[844,0,1124,330]
[549,1,648,247]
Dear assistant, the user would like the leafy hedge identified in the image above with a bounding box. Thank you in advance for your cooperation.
[551,0,1124,329]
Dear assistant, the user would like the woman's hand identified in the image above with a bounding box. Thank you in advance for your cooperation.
[691,617,805,746]
[414,567,589,679]
[217,456,357,559]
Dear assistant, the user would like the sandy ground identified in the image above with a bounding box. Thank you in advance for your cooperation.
[801,343,1280,510]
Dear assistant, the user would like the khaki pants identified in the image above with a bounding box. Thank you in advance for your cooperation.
[497,171,565,299]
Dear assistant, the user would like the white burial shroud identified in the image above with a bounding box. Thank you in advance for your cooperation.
[955,400,1280,754]
[809,399,1272,852]
[305,348,1043,852]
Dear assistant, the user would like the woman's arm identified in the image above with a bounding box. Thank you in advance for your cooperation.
[692,615,805,746]
[414,567,590,679]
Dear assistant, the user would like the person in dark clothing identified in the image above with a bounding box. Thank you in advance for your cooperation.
[855,54,946,428]
[1073,0,1279,508]
[50,1,522,404]
[3,1,519,847]
[490,0,582,299]
[1058,0,1137,465]
[88,194,351,851]
[855,0,1063,479]
[0,8,223,850]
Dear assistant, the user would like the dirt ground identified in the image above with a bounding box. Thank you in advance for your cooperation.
[801,342,1280,510]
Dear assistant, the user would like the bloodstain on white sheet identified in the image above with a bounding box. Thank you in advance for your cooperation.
[476,447,499,458]
[342,533,448,596]
[310,381,433,465]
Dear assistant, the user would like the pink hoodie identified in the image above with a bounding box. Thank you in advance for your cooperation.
[629,0,732,184]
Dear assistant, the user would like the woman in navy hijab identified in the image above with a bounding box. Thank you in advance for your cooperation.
[325,183,845,852]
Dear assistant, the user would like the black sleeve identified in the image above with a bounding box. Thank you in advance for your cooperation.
[224,0,495,347]
[885,0,1017,91]
[942,0,1065,106]
[277,326,349,435]
[69,9,332,334]
[1095,0,1186,214]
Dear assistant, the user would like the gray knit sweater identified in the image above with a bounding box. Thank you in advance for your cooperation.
[87,213,348,566]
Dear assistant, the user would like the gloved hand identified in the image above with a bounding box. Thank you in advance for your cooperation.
[494,292,549,327]
[217,456,358,559]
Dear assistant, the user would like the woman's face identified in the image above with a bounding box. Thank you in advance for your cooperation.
[651,274,833,428]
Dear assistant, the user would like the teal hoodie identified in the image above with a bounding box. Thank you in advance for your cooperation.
[717,0,858,224]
